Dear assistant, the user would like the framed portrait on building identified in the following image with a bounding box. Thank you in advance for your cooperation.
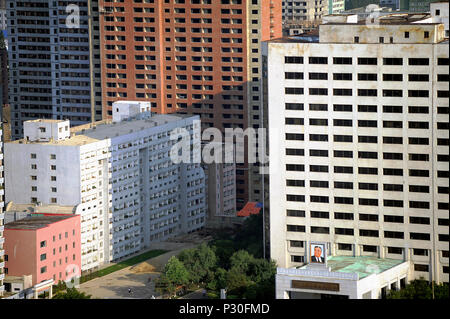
[310,242,326,264]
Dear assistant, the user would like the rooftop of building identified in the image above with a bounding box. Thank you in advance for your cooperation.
[5,215,76,230]
[298,256,406,279]
[78,113,193,141]
[8,113,196,146]
[5,202,77,215]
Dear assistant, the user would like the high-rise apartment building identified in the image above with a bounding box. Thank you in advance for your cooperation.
[282,0,329,26]
[6,0,103,140]
[4,102,206,268]
[267,15,449,296]
[98,0,282,210]
[0,34,7,108]
[0,120,5,296]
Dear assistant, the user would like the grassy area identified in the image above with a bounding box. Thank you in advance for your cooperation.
[80,249,168,284]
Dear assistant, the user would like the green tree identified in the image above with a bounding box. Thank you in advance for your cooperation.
[164,256,190,287]
[229,250,255,273]
[178,243,217,284]
[387,279,449,299]
[52,288,91,299]
[226,267,253,296]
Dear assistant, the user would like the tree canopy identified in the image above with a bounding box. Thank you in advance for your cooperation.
[386,279,449,299]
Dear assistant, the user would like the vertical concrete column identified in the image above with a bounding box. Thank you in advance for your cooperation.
[34,289,38,299]
[49,286,53,299]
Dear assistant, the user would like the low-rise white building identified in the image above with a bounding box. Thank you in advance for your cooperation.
[4,102,206,269]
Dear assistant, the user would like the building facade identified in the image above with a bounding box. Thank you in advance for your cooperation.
[203,144,237,229]
[3,214,81,286]
[5,119,112,272]
[6,0,103,140]
[4,102,206,265]
[0,120,5,296]
[282,0,329,31]
[267,16,449,295]
[97,0,282,210]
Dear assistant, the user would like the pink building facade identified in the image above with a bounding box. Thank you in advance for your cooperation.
[4,215,81,286]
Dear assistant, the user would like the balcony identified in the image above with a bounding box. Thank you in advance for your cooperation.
[0,261,4,269]
[0,274,4,281]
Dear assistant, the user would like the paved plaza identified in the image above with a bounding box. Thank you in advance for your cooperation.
[79,237,210,299]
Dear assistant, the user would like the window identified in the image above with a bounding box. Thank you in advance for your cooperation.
[333,57,352,64]
[286,164,305,172]
[385,215,405,224]
[359,214,378,221]
[383,58,402,65]
[334,166,353,174]
[334,73,352,81]
[40,266,47,274]
[359,167,377,175]
[408,90,429,98]
[286,149,304,156]
[40,241,47,248]
[335,228,354,235]
[285,118,304,125]
[285,103,304,110]
[285,56,303,64]
[285,72,304,79]
[358,105,377,112]
[285,87,303,95]
[360,229,379,238]
[40,253,47,261]
[383,74,402,81]
[309,88,328,95]
[311,211,329,219]
[358,57,377,65]
[409,74,429,82]
[333,89,352,96]
[286,180,305,187]
[384,184,403,192]
[309,72,328,80]
[334,213,354,220]
[383,90,403,97]
[287,225,305,232]
[287,210,305,217]
[309,104,328,111]
[358,89,377,97]
[287,194,305,202]
[290,240,304,248]
[291,255,304,263]
[333,104,352,112]
[333,135,353,143]
[309,57,327,64]
[333,119,352,127]
[338,243,352,251]
[358,73,377,81]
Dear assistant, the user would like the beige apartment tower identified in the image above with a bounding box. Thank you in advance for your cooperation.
[267,14,449,298]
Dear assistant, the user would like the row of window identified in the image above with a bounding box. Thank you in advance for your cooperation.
[286,180,449,193]
[285,72,448,82]
[285,56,450,66]
[286,195,447,209]
[285,165,448,178]
[286,211,449,225]
[285,134,450,146]
[285,87,449,98]
[286,103,449,114]
[286,225,448,241]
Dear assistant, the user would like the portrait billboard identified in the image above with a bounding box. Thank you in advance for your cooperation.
[310,242,326,264]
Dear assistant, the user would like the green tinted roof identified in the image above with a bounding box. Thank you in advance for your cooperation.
[326,256,406,279]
